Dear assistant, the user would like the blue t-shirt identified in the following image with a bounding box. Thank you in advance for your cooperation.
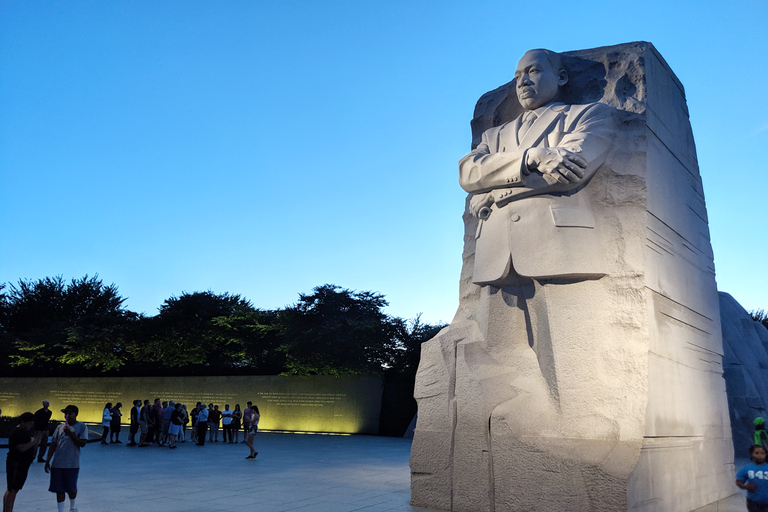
[736,462,768,503]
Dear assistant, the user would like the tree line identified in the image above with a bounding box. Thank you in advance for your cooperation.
[0,275,445,378]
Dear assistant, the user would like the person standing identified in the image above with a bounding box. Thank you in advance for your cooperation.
[160,400,174,445]
[190,402,200,442]
[4,412,45,512]
[245,404,260,460]
[128,400,141,446]
[151,398,163,445]
[45,405,88,512]
[139,399,151,447]
[242,401,253,444]
[109,403,122,444]
[221,404,233,443]
[209,405,221,442]
[100,403,112,444]
[195,403,209,446]
[232,404,243,444]
[736,445,768,512]
[167,404,184,449]
[755,418,768,448]
[33,400,53,462]
[179,404,189,442]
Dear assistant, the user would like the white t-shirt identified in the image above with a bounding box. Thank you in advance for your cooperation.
[51,422,88,468]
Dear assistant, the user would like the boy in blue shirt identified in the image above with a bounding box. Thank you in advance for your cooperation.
[736,444,768,512]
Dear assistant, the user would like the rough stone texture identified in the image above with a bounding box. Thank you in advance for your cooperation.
[410,42,738,511]
[720,292,768,457]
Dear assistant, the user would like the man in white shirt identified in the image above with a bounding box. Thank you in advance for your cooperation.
[44,405,88,512]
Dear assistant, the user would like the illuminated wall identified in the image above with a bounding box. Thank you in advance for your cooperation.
[0,375,383,434]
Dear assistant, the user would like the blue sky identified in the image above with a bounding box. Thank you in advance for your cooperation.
[1,1,766,324]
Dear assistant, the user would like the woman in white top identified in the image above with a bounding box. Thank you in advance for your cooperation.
[101,403,113,444]
[245,404,260,459]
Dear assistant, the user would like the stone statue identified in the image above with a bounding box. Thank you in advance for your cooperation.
[460,49,614,285]
[411,43,739,512]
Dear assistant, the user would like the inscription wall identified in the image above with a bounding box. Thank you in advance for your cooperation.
[0,375,383,434]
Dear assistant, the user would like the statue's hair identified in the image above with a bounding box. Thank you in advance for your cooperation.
[527,48,566,75]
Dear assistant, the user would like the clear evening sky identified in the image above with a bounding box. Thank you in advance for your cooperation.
[1,1,766,325]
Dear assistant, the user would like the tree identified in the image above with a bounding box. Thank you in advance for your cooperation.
[134,291,260,371]
[387,314,446,375]
[751,309,768,330]
[278,284,398,376]
[2,275,133,372]
[210,309,286,374]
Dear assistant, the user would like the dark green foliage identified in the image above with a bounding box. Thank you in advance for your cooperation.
[278,284,397,376]
[751,309,768,330]
[135,291,256,369]
[1,275,133,372]
[0,278,444,381]
[210,309,286,374]
[388,314,446,374]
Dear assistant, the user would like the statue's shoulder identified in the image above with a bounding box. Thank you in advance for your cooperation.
[568,102,613,115]
[480,120,511,140]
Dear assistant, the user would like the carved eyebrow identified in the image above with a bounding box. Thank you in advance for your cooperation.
[515,64,540,77]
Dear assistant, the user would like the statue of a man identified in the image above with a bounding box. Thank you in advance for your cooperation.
[412,48,641,511]
[453,50,621,448]
[459,49,614,285]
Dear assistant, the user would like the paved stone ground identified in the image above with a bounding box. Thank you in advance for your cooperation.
[3,429,441,512]
[2,428,750,512]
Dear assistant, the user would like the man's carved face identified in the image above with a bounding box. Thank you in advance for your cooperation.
[515,50,567,110]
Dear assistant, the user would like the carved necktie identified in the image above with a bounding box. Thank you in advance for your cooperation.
[519,111,537,139]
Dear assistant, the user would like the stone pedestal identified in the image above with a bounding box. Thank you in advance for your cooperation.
[410,42,738,512]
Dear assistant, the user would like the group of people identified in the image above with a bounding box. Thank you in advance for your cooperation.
[4,399,262,512]
[99,399,260,452]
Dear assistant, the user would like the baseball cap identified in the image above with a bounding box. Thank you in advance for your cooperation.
[61,405,79,415]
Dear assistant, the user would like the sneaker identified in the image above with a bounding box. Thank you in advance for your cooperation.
[245,454,255,459]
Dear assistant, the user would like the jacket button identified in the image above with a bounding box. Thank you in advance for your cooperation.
[511,214,520,222]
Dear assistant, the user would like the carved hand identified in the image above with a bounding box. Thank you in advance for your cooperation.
[526,147,586,185]
[469,193,494,218]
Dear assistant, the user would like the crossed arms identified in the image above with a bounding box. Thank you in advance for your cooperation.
[459,102,614,216]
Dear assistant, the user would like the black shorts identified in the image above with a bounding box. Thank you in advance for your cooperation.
[6,458,31,491]
[48,467,79,494]
[748,499,768,512]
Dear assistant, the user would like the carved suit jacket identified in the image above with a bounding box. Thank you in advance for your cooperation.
[458,102,614,285]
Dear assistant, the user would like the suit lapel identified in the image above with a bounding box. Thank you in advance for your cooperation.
[494,118,522,152]
[518,104,567,149]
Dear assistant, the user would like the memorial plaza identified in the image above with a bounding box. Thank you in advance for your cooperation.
[2,429,442,512]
